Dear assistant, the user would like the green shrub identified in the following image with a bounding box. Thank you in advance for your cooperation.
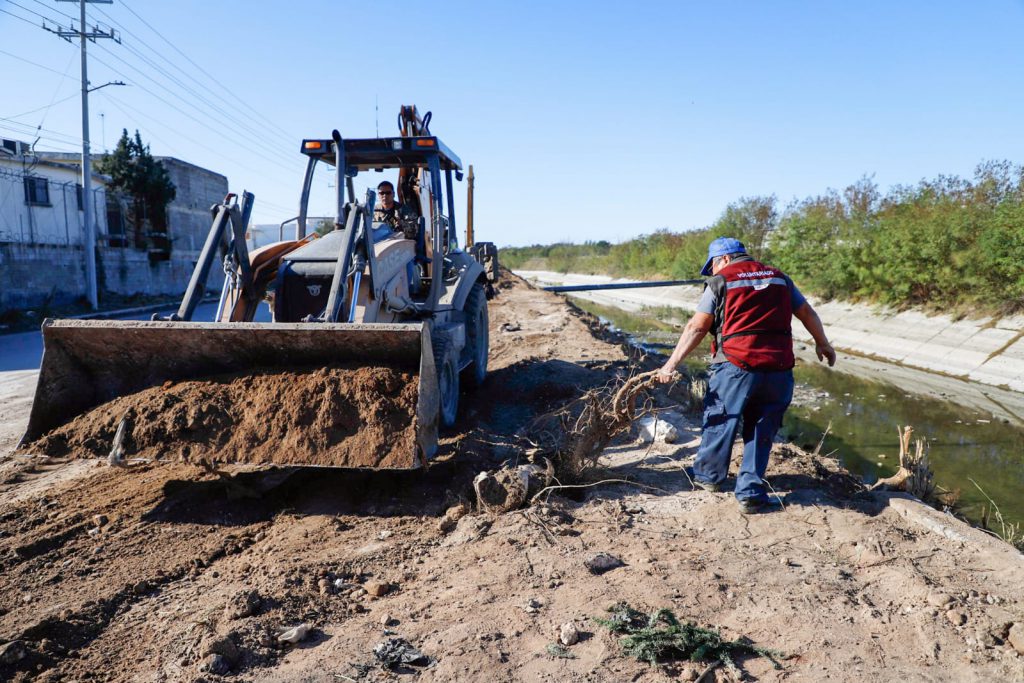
[500,162,1024,315]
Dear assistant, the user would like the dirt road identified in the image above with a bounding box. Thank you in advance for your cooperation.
[1,274,1022,682]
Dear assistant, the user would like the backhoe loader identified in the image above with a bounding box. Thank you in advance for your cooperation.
[21,106,492,469]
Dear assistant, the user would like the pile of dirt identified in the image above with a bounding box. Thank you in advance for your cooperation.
[28,365,420,468]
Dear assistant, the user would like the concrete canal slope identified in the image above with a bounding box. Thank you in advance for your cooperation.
[517,270,1024,408]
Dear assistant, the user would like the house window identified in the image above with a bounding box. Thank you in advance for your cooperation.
[24,176,51,206]
[76,184,83,210]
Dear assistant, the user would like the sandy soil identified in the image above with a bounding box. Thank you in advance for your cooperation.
[0,273,1022,682]
[28,366,420,469]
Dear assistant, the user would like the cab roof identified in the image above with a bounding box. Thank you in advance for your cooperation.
[300,136,462,172]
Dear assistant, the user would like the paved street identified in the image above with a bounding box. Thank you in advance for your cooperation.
[0,302,274,372]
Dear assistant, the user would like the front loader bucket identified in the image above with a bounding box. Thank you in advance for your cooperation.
[20,320,439,469]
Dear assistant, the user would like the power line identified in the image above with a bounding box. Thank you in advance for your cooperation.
[27,0,76,21]
[86,44,299,172]
[256,197,299,213]
[7,4,298,173]
[114,39,285,148]
[5,2,301,219]
[35,52,79,131]
[86,49,300,175]
[2,92,79,121]
[0,116,83,144]
[117,0,292,139]
[88,3,294,145]
[0,47,75,77]
[95,90,300,188]
[96,96,306,219]
[0,6,44,27]
[94,93,186,158]
[5,0,61,22]
[0,121,82,147]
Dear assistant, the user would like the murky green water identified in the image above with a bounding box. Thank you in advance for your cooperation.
[569,297,1024,530]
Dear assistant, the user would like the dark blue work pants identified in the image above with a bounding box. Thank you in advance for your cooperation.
[692,362,794,502]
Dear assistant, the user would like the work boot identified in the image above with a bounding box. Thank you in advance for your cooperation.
[737,497,784,514]
[685,467,721,493]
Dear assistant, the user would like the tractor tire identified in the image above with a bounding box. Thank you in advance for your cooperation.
[461,282,489,388]
[433,335,460,428]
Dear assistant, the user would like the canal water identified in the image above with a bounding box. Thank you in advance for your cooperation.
[568,297,1024,531]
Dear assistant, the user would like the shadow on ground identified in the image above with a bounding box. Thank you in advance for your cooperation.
[141,357,626,525]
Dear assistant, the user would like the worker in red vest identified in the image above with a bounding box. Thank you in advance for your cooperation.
[657,237,836,513]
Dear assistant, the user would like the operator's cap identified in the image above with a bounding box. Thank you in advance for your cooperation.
[700,237,746,276]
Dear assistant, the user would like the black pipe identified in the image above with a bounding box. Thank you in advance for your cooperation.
[543,279,703,293]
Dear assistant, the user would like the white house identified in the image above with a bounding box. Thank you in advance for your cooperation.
[0,138,108,246]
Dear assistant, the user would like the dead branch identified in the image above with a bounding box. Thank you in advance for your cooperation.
[868,425,935,501]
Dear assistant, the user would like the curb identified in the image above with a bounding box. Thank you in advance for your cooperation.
[68,296,219,322]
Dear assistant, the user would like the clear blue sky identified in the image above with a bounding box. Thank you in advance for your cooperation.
[3,0,1023,247]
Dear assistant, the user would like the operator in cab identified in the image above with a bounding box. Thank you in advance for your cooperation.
[374,181,418,239]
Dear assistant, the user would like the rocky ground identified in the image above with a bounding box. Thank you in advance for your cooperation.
[1,273,1022,682]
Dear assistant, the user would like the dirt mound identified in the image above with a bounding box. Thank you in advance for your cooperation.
[29,365,420,468]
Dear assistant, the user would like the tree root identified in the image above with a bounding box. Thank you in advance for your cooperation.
[869,425,935,501]
[520,369,660,480]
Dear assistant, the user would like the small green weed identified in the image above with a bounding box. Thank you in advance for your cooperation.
[545,643,576,659]
[594,602,783,674]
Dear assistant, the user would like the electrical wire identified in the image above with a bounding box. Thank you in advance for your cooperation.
[0,121,82,147]
[10,2,284,162]
[86,49,301,175]
[0,47,73,77]
[94,94,187,160]
[88,2,293,142]
[0,6,44,27]
[0,116,83,142]
[5,5,289,168]
[114,39,282,147]
[34,51,78,132]
[5,0,59,23]
[117,0,292,139]
[95,91,299,188]
[94,96,299,221]
[96,99,302,222]
[86,40,297,169]
[4,2,301,219]
[27,0,76,22]
[2,92,79,121]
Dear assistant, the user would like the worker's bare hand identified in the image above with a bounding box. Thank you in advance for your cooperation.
[657,364,678,384]
[816,342,837,367]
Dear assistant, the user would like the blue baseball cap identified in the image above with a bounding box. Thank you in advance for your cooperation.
[700,237,746,276]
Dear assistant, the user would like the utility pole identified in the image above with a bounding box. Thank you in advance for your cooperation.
[45,0,119,310]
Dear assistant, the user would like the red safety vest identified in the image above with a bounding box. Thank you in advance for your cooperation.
[708,259,794,371]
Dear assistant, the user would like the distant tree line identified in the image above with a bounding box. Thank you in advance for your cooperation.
[502,161,1024,314]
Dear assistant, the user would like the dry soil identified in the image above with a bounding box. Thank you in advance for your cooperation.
[0,272,1022,683]
[29,365,420,469]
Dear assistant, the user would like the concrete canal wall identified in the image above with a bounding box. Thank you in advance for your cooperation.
[516,270,1024,394]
